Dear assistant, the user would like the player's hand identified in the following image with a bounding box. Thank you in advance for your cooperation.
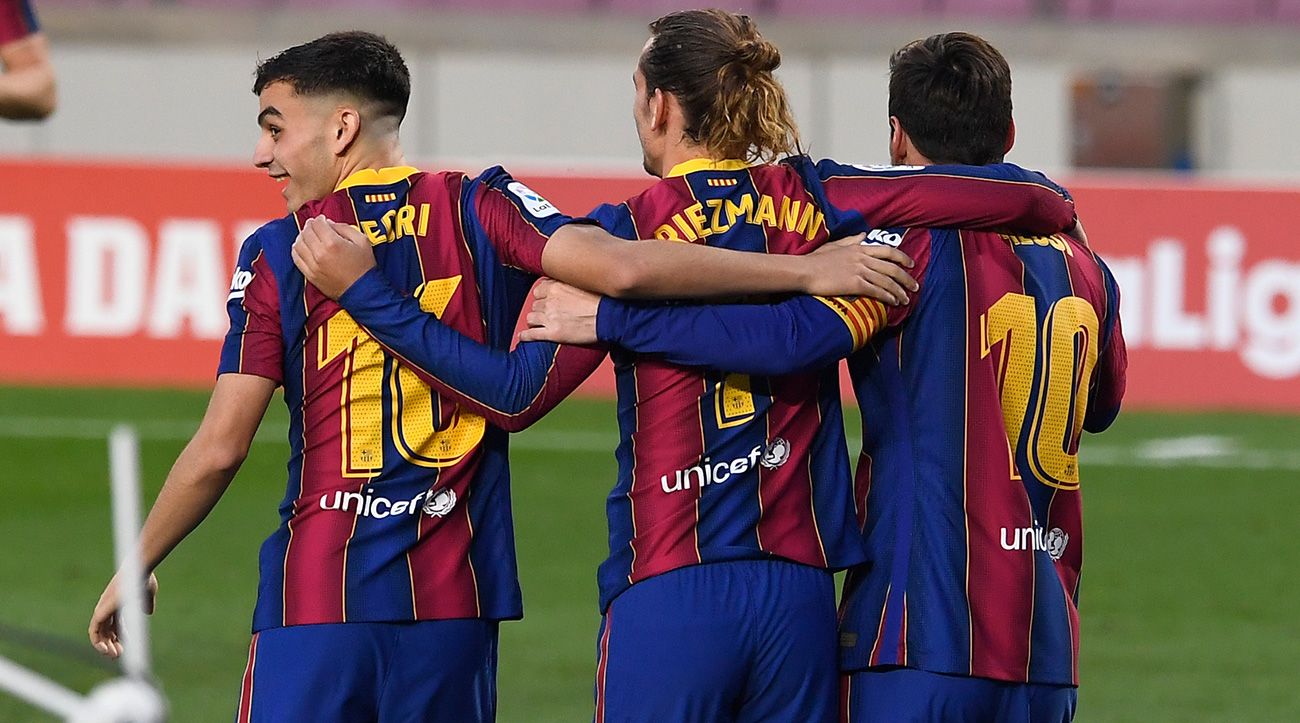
[88,572,158,660]
[291,216,378,300]
[804,234,918,305]
[518,279,601,345]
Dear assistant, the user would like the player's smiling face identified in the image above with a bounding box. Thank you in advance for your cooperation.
[253,81,342,212]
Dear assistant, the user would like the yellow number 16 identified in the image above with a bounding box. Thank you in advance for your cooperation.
[316,276,486,478]
[980,292,1099,490]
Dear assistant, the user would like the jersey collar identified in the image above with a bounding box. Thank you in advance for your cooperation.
[335,165,421,191]
[665,158,750,177]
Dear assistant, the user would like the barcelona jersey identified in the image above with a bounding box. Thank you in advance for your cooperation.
[275,157,1083,623]
[219,165,582,631]
[586,158,863,611]
[591,160,1123,686]
[833,226,1124,687]
[584,158,1080,612]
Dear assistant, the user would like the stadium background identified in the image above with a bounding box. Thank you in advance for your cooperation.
[1,1,1298,720]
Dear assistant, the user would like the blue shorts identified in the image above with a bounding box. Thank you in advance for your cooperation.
[842,667,1077,723]
[594,559,838,723]
[235,619,498,722]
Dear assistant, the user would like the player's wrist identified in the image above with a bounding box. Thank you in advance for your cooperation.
[793,254,819,294]
[336,266,388,311]
[594,297,622,345]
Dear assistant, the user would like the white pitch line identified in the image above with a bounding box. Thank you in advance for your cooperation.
[0,417,1296,471]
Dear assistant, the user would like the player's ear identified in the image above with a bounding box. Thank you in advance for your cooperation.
[1004,117,1016,155]
[888,116,908,165]
[332,106,362,156]
[650,88,669,132]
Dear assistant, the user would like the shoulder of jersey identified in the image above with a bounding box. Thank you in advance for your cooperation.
[251,214,300,245]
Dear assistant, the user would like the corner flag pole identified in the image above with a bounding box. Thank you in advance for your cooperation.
[108,425,151,681]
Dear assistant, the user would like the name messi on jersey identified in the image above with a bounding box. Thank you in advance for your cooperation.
[352,203,434,246]
[654,194,825,243]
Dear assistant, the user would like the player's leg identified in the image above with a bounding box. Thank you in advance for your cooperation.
[842,667,1002,722]
[734,559,839,723]
[594,563,750,723]
[235,623,387,722]
[377,619,499,723]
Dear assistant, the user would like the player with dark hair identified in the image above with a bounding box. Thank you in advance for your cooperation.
[0,0,55,119]
[84,30,926,722]
[290,17,1080,722]
[529,31,1125,723]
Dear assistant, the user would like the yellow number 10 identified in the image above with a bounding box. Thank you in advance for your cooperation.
[980,293,1099,489]
[316,276,486,478]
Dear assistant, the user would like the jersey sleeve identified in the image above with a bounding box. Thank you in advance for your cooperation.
[597,295,861,376]
[1084,257,1127,432]
[596,228,933,374]
[586,202,639,241]
[337,267,605,431]
[788,156,1076,238]
[217,228,283,384]
[468,165,593,276]
[0,0,39,45]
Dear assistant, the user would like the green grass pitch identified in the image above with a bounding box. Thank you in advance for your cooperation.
[0,385,1297,721]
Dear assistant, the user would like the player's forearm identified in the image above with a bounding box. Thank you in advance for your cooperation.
[598,295,856,376]
[542,224,813,300]
[821,162,1076,236]
[339,268,600,430]
[136,439,242,573]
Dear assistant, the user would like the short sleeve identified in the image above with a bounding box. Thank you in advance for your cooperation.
[587,202,639,241]
[468,165,591,276]
[217,228,284,384]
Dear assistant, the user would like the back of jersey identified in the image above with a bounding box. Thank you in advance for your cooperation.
[224,166,551,633]
[589,159,865,611]
[840,226,1123,686]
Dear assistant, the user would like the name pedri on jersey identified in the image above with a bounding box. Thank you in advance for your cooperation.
[219,166,576,632]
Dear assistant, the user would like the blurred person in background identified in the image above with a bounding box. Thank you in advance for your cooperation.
[529,31,1125,723]
[0,0,55,119]
[290,13,1078,723]
[84,29,913,723]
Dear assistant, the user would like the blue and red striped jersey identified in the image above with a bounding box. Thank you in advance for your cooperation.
[0,0,38,45]
[591,164,1124,686]
[584,157,1077,611]
[288,157,1080,617]
[586,158,862,612]
[219,165,584,632]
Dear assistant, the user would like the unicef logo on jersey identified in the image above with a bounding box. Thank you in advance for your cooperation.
[1044,528,1069,561]
[317,487,457,519]
[659,438,794,494]
[760,438,790,469]
[422,488,458,518]
[1000,525,1069,561]
[506,181,560,219]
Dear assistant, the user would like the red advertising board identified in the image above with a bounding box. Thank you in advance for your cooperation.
[0,158,1297,410]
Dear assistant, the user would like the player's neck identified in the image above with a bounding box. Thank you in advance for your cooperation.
[335,140,407,186]
[657,143,718,177]
[894,148,935,166]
